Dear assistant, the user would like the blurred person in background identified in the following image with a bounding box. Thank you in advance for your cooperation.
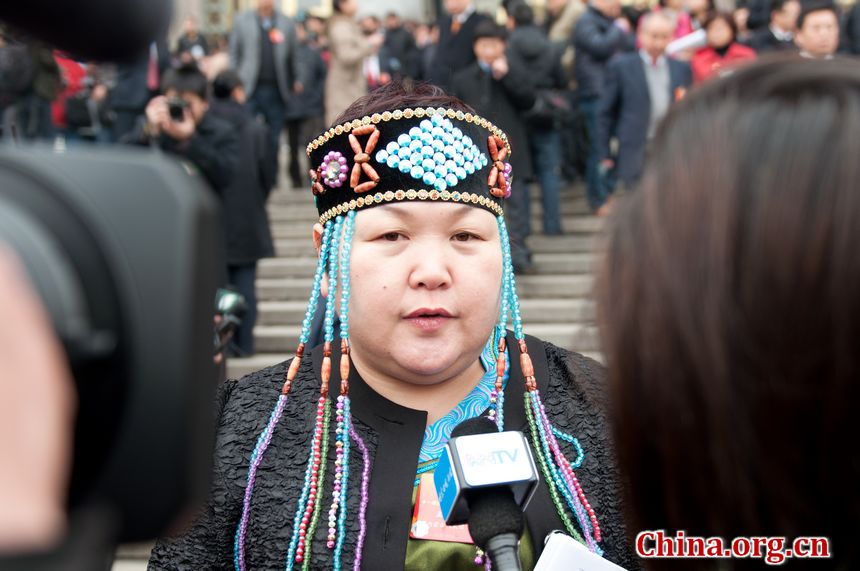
[688,0,716,29]
[413,22,439,81]
[598,12,691,194]
[507,1,567,236]
[746,0,801,53]
[209,70,275,357]
[573,0,636,214]
[844,1,860,55]
[428,0,491,91]
[795,2,840,59]
[599,58,860,570]
[176,15,210,62]
[652,0,695,39]
[691,12,756,84]
[452,20,536,274]
[325,0,384,125]
[108,38,170,142]
[126,65,239,198]
[360,15,392,90]
[383,11,418,80]
[230,0,305,187]
[11,40,61,142]
[285,22,327,189]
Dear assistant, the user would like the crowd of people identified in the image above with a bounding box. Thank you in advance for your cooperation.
[3,0,858,232]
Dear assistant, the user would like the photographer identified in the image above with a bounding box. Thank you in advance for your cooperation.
[125,65,239,196]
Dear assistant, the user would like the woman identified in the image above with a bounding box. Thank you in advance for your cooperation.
[148,82,636,570]
[691,12,756,83]
[324,0,384,125]
[600,60,860,568]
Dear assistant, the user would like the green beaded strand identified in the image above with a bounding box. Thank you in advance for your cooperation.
[524,392,585,544]
[301,401,332,571]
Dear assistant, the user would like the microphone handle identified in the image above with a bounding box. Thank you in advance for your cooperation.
[485,532,523,571]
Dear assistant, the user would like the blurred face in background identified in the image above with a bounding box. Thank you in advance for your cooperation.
[772,0,801,32]
[706,17,735,48]
[686,0,711,18]
[444,0,471,16]
[796,9,839,57]
[257,0,274,15]
[639,14,674,59]
[474,36,505,66]
[734,7,750,34]
[183,16,198,36]
[337,0,359,17]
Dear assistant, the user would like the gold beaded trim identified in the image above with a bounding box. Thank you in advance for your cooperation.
[318,188,504,225]
[306,107,511,157]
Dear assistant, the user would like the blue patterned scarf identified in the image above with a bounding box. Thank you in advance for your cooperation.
[418,335,511,463]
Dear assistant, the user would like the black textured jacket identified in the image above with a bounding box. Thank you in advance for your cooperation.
[148,333,638,570]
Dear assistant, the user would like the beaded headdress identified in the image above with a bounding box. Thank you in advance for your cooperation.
[233,107,604,570]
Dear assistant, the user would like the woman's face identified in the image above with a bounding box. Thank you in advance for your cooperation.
[334,202,503,385]
[707,18,733,48]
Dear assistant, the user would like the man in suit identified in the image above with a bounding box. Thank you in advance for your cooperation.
[230,0,304,184]
[428,0,491,91]
[747,0,801,53]
[598,12,692,192]
[452,21,537,274]
[573,0,635,214]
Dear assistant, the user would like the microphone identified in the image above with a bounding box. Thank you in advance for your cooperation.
[434,417,539,571]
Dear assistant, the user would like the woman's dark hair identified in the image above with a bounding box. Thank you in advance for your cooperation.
[703,11,739,44]
[332,80,475,127]
[598,59,860,566]
[332,0,346,13]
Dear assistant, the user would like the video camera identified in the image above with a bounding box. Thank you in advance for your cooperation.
[0,144,220,545]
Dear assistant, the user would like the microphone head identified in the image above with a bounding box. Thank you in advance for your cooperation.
[467,487,525,549]
[451,416,498,439]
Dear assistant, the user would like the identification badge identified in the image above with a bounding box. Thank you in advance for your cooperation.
[410,473,474,543]
[269,29,284,44]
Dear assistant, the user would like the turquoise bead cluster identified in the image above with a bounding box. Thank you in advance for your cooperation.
[373,114,489,192]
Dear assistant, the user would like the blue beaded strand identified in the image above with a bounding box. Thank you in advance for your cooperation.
[551,426,585,469]
[338,211,356,340]
[300,221,335,345]
[323,216,345,342]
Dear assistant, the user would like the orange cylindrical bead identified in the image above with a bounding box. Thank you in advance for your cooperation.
[520,353,534,378]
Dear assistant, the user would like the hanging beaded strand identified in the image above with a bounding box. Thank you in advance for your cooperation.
[233,221,335,571]
[489,215,514,431]
[330,211,359,569]
[287,215,345,568]
[498,216,604,553]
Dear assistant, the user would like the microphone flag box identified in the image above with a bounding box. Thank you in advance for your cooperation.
[434,430,539,525]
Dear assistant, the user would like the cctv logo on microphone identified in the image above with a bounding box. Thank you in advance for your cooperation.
[458,432,535,486]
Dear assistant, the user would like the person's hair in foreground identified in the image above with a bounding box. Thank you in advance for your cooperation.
[599,59,860,567]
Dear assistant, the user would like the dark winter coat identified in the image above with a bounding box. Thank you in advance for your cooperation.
[451,61,537,179]
[428,11,492,91]
[572,7,636,100]
[208,99,275,265]
[147,333,638,570]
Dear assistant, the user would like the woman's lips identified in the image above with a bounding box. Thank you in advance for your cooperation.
[404,315,452,332]
[403,308,454,332]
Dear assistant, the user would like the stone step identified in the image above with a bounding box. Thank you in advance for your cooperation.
[253,322,600,355]
[256,297,596,326]
[256,274,594,303]
[257,252,598,280]
[268,215,604,239]
[273,234,600,258]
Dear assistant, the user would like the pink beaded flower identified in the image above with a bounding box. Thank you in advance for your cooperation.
[501,163,513,198]
[320,151,348,188]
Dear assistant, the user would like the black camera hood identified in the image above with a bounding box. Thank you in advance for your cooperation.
[0,145,219,542]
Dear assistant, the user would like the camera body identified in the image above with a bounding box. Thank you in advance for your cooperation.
[0,145,220,542]
[167,96,189,122]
